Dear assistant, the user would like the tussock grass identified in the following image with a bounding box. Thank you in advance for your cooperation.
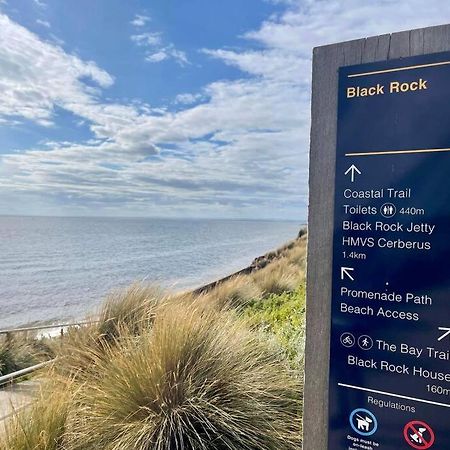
[205,234,306,306]
[206,275,262,310]
[0,374,73,450]
[53,323,109,381]
[98,283,167,341]
[283,237,307,267]
[251,240,305,298]
[252,259,301,297]
[66,302,302,450]
[0,334,53,377]
[55,284,167,380]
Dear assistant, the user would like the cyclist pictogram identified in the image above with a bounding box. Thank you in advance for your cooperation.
[340,332,355,348]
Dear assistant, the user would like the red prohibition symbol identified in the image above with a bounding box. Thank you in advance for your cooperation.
[403,421,435,449]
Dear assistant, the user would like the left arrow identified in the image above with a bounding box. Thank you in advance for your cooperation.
[438,327,450,342]
[344,164,361,182]
[341,267,355,281]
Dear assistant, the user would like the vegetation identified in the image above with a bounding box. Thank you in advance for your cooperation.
[1,231,307,450]
[1,376,73,449]
[244,284,306,367]
[65,303,301,450]
[0,334,54,377]
[97,284,168,341]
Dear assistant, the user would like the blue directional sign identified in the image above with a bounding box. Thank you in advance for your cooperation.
[329,51,450,449]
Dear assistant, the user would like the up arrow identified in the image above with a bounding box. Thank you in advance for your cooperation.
[438,327,450,342]
[345,164,361,182]
[341,267,355,281]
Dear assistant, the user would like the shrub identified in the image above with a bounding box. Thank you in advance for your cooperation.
[66,302,302,450]
[244,284,306,367]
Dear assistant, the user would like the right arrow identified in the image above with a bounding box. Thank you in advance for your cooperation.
[438,327,450,341]
[341,267,355,281]
[344,164,361,182]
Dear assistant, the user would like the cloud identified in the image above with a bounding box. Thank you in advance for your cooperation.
[130,23,189,67]
[2,1,450,219]
[36,18,50,28]
[175,93,204,105]
[0,14,113,126]
[131,14,151,27]
[145,45,189,66]
[131,32,161,47]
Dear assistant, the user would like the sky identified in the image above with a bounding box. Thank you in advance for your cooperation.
[0,1,449,220]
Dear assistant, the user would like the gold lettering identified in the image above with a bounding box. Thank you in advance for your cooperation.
[390,81,400,93]
[390,78,428,94]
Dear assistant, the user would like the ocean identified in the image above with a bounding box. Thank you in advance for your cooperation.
[0,216,301,329]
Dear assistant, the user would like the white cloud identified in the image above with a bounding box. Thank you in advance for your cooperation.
[2,1,450,218]
[0,14,113,126]
[146,50,167,63]
[36,19,50,28]
[131,32,161,47]
[175,93,204,105]
[146,45,189,66]
[130,23,189,67]
[168,47,189,66]
[131,14,151,27]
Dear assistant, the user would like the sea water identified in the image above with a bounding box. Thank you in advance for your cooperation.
[0,216,300,329]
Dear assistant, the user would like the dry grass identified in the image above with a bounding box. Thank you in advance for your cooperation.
[204,275,262,311]
[252,259,300,297]
[283,236,307,267]
[204,235,307,307]
[251,238,306,298]
[53,284,167,381]
[0,334,53,377]
[97,283,167,341]
[65,302,302,450]
[0,374,74,450]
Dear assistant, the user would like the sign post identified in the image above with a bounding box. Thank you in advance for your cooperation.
[305,24,450,450]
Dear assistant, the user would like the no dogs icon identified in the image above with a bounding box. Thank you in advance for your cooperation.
[403,421,435,449]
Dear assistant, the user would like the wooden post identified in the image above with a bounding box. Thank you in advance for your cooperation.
[303,23,450,450]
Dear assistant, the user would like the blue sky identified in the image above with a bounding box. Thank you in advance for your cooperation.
[0,0,449,219]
